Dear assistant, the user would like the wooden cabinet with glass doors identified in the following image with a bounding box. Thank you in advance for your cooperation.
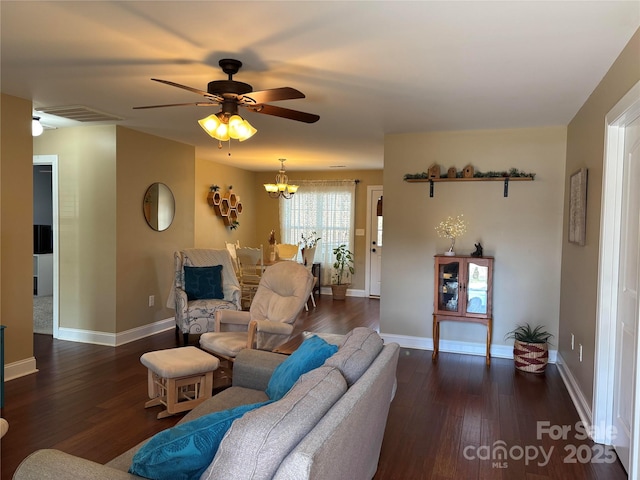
[432,255,494,365]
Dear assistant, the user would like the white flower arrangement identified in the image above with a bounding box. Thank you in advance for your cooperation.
[300,231,321,249]
[435,214,467,255]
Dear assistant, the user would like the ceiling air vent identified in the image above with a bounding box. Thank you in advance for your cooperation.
[35,105,123,122]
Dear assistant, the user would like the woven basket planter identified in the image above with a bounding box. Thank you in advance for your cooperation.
[331,284,348,301]
[513,340,549,373]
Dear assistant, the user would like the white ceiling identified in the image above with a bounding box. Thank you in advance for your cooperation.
[2,1,638,172]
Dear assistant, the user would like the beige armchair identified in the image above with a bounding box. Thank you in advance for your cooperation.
[169,249,241,345]
[0,418,8,438]
[236,245,264,309]
[302,246,317,311]
[199,261,314,368]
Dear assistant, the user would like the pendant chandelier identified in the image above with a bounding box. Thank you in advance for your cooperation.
[264,159,299,199]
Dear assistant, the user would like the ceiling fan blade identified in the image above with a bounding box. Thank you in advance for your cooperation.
[248,104,320,123]
[239,87,305,106]
[133,102,218,110]
[150,78,220,100]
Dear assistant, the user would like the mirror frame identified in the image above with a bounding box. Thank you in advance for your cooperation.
[143,182,175,232]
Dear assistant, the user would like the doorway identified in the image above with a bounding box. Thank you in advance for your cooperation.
[366,186,383,297]
[593,80,640,476]
[33,155,59,338]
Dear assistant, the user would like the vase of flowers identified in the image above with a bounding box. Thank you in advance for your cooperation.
[435,214,467,256]
[300,231,321,266]
[268,229,277,261]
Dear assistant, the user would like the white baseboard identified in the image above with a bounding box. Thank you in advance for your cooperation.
[114,318,176,346]
[56,317,176,347]
[4,357,38,381]
[555,353,593,436]
[379,332,557,363]
[319,287,366,297]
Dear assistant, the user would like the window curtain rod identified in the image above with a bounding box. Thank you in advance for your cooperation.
[290,179,359,186]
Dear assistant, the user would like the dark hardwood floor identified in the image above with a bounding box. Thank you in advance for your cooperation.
[0,295,628,479]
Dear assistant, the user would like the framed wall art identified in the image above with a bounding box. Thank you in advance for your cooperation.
[568,168,588,246]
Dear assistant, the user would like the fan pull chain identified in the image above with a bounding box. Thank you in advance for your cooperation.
[215,139,232,156]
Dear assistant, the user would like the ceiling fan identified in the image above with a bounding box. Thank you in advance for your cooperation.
[134,58,319,141]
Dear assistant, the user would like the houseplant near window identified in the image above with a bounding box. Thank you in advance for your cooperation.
[331,244,354,300]
[505,324,554,374]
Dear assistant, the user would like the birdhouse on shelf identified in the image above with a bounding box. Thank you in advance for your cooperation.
[463,165,475,178]
[447,167,457,178]
[428,164,441,179]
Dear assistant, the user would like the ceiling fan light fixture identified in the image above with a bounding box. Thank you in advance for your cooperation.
[198,113,222,135]
[227,114,256,141]
[199,112,255,142]
[237,119,257,142]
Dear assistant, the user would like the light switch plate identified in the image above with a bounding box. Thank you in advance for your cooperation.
[355,229,365,236]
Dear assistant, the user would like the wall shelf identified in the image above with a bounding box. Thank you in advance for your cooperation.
[405,176,534,197]
[207,187,242,228]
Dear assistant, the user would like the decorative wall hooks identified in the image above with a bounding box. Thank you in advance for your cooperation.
[207,185,243,229]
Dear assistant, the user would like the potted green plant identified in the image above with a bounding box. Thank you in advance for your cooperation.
[331,244,354,300]
[505,323,554,374]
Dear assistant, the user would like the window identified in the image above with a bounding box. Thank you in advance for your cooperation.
[280,180,356,283]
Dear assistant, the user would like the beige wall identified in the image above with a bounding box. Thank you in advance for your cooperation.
[35,125,117,332]
[194,159,258,249]
[560,28,640,403]
[254,169,383,289]
[382,127,566,347]
[34,125,195,334]
[0,94,35,364]
[115,127,194,332]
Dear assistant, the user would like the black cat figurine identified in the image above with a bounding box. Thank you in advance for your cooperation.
[471,242,483,257]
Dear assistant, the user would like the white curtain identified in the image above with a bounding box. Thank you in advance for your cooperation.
[279,180,356,285]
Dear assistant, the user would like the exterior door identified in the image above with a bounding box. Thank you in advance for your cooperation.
[613,113,640,472]
[368,187,383,296]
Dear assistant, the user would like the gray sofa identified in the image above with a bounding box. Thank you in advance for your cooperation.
[13,328,400,480]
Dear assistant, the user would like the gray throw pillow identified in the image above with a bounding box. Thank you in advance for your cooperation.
[324,327,383,386]
[200,366,346,480]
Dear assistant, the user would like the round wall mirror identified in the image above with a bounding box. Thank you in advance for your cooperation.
[143,183,175,231]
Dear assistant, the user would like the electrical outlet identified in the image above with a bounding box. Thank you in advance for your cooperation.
[579,344,583,362]
[571,333,574,350]
[149,295,155,307]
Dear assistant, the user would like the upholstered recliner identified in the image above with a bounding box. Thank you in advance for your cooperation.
[169,249,241,345]
[199,261,314,364]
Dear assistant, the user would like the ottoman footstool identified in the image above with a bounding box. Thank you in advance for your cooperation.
[140,346,220,419]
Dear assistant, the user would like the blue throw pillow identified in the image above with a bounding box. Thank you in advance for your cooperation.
[129,401,270,480]
[184,265,224,301]
[266,335,339,401]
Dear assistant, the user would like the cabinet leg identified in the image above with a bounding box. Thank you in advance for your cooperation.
[432,315,439,361]
[486,318,492,366]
